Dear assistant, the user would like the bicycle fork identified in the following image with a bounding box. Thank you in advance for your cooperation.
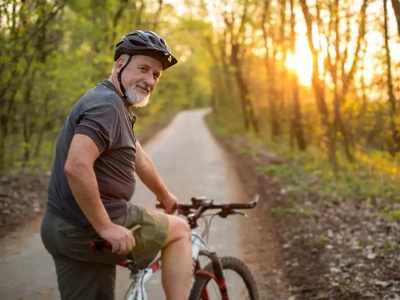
[196,250,230,300]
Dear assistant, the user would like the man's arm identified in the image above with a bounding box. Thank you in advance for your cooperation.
[64,134,135,255]
[135,140,178,213]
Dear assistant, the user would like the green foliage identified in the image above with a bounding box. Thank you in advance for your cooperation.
[0,0,214,174]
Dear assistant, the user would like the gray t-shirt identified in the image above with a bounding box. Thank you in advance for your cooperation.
[48,80,136,227]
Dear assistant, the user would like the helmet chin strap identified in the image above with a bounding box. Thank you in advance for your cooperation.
[117,55,133,105]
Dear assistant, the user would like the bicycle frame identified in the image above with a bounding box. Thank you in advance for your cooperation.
[123,260,161,300]
[122,196,259,300]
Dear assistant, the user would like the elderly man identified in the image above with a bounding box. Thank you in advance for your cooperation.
[41,30,192,300]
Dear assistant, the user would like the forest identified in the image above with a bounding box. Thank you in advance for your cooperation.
[1,0,400,297]
[1,0,399,181]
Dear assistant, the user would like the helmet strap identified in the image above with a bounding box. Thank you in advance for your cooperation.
[117,55,133,105]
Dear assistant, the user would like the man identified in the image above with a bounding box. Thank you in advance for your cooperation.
[41,30,192,300]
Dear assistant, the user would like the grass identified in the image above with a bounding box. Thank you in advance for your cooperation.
[206,112,400,203]
[385,209,400,221]
[257,151,400,201]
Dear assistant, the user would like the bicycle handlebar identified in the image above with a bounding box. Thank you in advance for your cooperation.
[157,194,259,228]
[91,195,260,253]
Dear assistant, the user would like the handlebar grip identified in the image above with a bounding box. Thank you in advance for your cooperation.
[237,194,259,208]
[225,199,258,209]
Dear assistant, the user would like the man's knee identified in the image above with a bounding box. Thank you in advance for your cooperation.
[165,216,191,244]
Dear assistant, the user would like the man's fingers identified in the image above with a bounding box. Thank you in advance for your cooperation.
[111,240,120,253]
[118,231,135,255]
[100,224,137,255]
[165,203,177,214]
[127,234,135,252]
[122,235,131,255]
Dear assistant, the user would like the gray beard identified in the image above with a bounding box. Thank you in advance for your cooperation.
[126,87,150,107]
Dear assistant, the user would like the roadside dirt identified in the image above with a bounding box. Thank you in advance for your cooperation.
[211,133,293,300]
[0,174,48,239]
[215,133,400,300]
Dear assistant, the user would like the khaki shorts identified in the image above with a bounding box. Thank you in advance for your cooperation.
[41,202,169,300]
[116,202,169,268]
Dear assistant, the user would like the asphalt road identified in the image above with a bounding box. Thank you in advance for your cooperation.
[0,109,251,300]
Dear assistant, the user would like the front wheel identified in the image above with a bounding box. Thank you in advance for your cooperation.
[189,256,259,300]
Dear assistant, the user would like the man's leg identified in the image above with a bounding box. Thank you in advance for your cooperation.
[41,209,120,300]
[161,215,192,300]
[54,254,116,300]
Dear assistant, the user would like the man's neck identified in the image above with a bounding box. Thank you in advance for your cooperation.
[108,75,123,98]
[108,75,133,110]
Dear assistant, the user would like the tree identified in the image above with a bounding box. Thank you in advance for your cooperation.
[391,0,400,36]
[261,0,281,139]
[324,0,369,162]
[384,0,400,155]
[0,0,65,171]
[221,0,259,133]
[288,0,306,150]
[299,0,337,170]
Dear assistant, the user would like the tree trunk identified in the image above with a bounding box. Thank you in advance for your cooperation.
[391,0,400,36]
[384,0,400,155]
[289,0,306,150]
[299,0,337,171]
[332,0,354,162]
[231,44,259,132]
[22,68,39,167]
[277,0,288,136]
[261,1,281,139]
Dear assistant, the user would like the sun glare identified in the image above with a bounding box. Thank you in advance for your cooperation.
[285,40,313,86]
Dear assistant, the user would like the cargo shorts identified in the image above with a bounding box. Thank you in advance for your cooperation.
[41,202,169,300]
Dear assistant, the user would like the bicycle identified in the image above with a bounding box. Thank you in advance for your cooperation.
[92,195,260,300]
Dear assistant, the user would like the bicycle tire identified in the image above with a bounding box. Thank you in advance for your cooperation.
[189,256,259,300]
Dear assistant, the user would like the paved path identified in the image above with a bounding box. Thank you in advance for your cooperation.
[0,109,249,299]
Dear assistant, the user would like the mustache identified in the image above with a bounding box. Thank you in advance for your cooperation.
[136,83,151,93]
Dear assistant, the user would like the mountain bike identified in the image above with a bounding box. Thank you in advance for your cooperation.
[92,195,260,300]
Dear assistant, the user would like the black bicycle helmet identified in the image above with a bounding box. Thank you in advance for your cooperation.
[114,30,178,70]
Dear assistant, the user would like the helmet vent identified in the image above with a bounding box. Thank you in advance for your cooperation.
[129,39,146,47]
[148,36,158,46]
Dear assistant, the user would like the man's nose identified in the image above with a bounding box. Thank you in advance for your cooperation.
[144,72,156,88]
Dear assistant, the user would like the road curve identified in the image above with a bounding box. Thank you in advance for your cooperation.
[0,109,252,300]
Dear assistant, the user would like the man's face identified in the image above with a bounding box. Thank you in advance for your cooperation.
[119,55,163,107]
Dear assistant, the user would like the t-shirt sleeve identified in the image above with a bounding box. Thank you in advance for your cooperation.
[74,103,120,153]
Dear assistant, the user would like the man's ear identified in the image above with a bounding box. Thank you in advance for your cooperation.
[115,56,128,71]
[115,58,123,71]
